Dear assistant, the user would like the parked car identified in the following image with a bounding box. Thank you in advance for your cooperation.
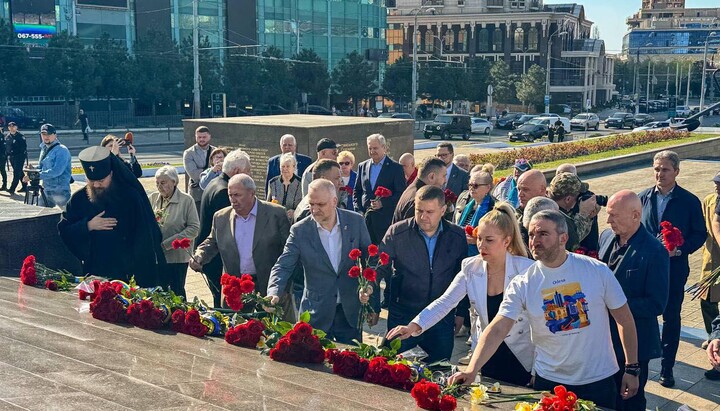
[305,105,333,115]
[378,112,413,119]
[632,121,670,132]
[605,112,635,129]
[512,115,538,129]
[508,123,548,142]
[570,113,600,130]
[424,114,472,140]
[675,105,691,116]
[0,107,43,130]
[252,104,290,116]
[471,117,493,135]
[632,113,655,127]
[529,116,571,131]
[495,112,525,129]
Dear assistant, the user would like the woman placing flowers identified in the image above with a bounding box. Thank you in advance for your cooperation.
[386,202,535,386]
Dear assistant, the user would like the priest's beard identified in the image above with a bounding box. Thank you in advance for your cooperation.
[86,179,122,206]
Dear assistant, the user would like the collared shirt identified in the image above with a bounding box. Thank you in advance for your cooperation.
[234,199,258,275]
[445,163,453,187]
[654,185,675,222]
[315,211,342,304]
[419,222,444,266]
[369,155,386,189]
[607,228,641,271]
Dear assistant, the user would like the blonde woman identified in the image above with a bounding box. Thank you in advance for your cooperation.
[387,202,534,386]
[266,152,303,220]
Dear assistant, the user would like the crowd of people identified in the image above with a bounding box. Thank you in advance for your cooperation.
[6,122,720,410]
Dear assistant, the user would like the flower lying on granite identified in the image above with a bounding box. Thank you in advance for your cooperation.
[269,321,325,363]
[89,282,127,323]
[126,300,165,330]
[411,379,457,411]
[225,319,265,348]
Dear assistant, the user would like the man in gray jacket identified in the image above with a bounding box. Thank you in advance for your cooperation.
[183,125,215,211]
[267,179,376,343]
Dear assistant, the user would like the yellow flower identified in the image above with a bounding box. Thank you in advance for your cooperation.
[256,335,267,349]
[470,385,489,405]
[514,402,534,411]
[488,382,501,393]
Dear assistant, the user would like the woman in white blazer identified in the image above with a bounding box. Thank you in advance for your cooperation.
[387,202,534,386]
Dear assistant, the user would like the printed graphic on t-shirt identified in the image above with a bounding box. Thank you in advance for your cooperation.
[541,282,590,334]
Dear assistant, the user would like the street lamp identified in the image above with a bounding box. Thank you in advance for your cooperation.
[545,28,567,113]
[699,31,718,112]
[411,4,435,119]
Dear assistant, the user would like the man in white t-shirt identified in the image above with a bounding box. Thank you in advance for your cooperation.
[450,210,639,410]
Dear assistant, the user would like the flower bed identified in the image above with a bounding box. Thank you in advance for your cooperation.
[468,129,690,171]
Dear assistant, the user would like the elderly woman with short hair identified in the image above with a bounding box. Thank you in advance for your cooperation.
[267,152,303,220]
[150,165,200,298]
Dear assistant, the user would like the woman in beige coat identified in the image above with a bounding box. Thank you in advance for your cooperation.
[150,165,200,298]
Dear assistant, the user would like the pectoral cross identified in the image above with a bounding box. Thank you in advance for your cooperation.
[89,166,95,172]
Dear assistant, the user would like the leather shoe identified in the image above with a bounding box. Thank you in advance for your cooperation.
[705,368,720,381]
[701,340,710,350]
[659,369,675,388]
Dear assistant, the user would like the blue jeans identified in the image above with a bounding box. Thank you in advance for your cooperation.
[44,189,70,208]
[387,306,454,363]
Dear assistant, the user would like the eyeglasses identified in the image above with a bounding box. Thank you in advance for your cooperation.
[469,183,489,189]
[339,161,351,166]
[436,153,451,158]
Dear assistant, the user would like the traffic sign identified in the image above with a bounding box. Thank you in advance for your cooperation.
[544,95,550,105]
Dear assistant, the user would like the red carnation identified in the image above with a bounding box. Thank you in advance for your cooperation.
[465,225,475,237]
[379,252,390,266]
[172,239,181,250]
[44,279,58,291]
[331,351,369,379]
[239,279,255,294]
[295,322,312,336]
[411,379,443,410]
[443,189,458,204]
[348,248,362,260]
[374,186,392,198]
[348,266,361,278]
[438,395,457,411]
[362,268,377,282]
[660,220,684,252]
[78,290,89,300]
[20,255,37,286]
[368,244,379,257]
[171,309,186,332]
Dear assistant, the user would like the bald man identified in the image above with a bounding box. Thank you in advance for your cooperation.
[599,190,669,411]
[556,163,577,175]
[516,169,548,247]
[399,153,417,185]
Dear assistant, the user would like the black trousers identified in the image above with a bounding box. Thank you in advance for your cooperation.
[159,262,188,299]
[661,272,687,370]
[613,360,649,411]
[0,157,6,187]
[8,157,27,192]
[534,375,617,410]
[204,256,224,308]
[701,298,720,337]
[327,304,361,345]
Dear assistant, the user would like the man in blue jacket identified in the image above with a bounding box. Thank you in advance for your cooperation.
[638,150,706,387]
[23,124,71,208]
[600,190,669,410]
[265,134,312,195]
[379,185,466,362]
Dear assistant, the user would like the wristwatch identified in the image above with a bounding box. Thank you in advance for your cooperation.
[674,248,682,257]
[625,363,641,377]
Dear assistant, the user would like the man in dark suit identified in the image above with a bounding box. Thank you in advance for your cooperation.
[436,142,469,201]
[393,157,447,224]
[196,149,251,307]
[600,190,669,411]
[192,173,292,319]
[265,134,312,195]
[353,134,406,244]
[638,150,706,387]
[267,179,375,343]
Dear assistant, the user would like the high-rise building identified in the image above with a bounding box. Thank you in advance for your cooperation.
[387,0,615,107]
[623,0,719,59]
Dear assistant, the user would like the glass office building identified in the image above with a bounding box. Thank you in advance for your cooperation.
[257,0,387,70]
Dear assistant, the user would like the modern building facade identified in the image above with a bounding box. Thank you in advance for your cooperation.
[387,0,615,106]
[0,1,386,71]
[623,0,719,59]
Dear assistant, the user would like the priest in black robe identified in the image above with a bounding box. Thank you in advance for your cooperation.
[58,146,165,287]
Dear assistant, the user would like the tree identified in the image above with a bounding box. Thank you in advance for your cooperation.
[180,35,223,116]
[332,51,377,112]
[383,56,412,104]
[41,31,95,101]
[515,64,546,111]
[225,51,263,107]
[462,58,492,102]
[131,31,183,116]
[90,33,132,123]
[0,19,35,98]
[259,46,295,107]
[490,60,518,104]
[291,48,330,105]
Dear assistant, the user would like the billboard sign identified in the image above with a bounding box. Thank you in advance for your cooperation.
[10,0,57,45]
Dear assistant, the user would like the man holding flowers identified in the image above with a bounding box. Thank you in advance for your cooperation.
[638,150,706,387]
[267,179,376,344]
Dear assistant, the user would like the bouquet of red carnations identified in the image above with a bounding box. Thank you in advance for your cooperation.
[325,349,369,379]
[127,299,167,330]
[19,255,82,290]
[220,273,256,311]
[171,308,209,337]
[660,220,684,252]
[374,186,392,199]
[89,281,128,323]
[225,319,266,348]
[363,356,415,390]
[411,379,457,411]
[268,321,326,363]
[348,245,390,330]
[443,189,458,205]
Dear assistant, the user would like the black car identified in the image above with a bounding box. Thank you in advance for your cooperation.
[0,107,43,130]
[252,104,290,116]
[495,112,525,130]
[605,112,635,129]
[512,115,538,129]
[424,114,472,140]
[633,113,654,127]
[305,105,333,115]
[508,124,548,142]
